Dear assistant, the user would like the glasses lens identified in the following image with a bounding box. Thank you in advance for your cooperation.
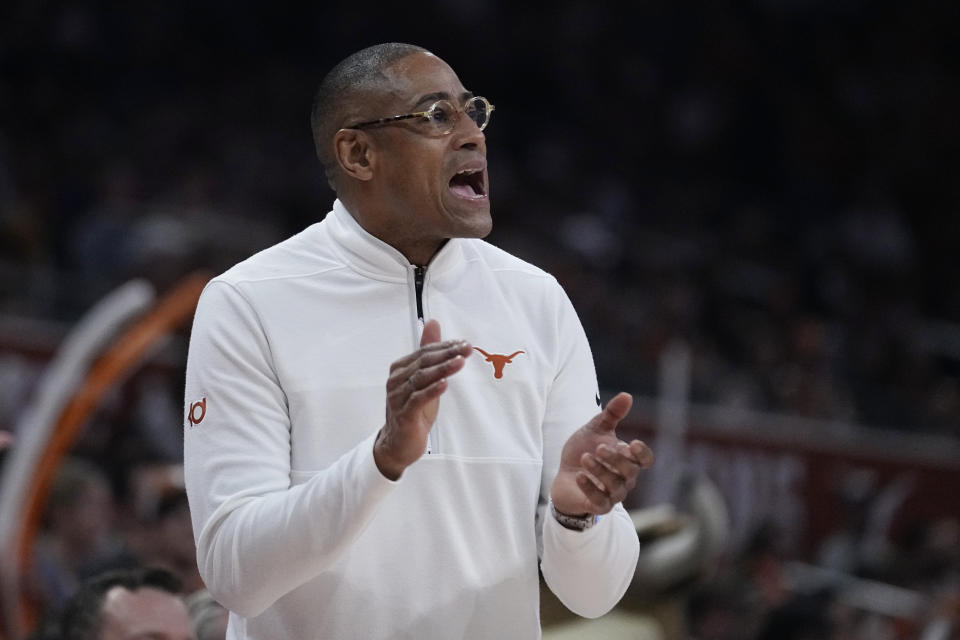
[426,101,456,132]
[465,97,489,130]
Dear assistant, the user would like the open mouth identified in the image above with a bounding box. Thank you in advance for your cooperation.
[449,168,487,199]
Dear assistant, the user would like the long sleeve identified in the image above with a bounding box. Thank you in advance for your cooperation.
[536,284,640,618]
[183,281,397,618]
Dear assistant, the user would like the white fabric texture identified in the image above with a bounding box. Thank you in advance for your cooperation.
[184,200,639,639]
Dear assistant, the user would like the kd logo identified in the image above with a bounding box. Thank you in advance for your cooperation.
[473,348,525,379]
[188,397,207,427]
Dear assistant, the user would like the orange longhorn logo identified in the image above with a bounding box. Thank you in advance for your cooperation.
[473,347,525,379]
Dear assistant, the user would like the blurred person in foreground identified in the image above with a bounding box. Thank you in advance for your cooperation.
[185,590,228,640]
[56,567,195,640]
[184,42,653,639]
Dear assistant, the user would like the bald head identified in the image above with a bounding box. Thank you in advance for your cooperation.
[311,42,428,189]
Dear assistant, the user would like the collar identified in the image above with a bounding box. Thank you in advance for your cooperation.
[326,199,464,282]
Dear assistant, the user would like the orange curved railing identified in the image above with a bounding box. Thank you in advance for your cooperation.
[2,272,208,639]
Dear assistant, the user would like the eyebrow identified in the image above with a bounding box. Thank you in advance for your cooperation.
[412,90,475,109]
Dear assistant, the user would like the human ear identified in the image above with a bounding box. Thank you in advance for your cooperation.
[333,129,375,181]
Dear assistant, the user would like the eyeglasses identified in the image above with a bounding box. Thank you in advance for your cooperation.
[346,96,495,136]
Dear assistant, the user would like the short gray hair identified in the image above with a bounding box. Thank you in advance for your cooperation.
[310,43,428,190]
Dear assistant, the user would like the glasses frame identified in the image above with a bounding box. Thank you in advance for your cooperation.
[346,96,495,135]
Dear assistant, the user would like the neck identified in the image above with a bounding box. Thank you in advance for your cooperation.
[392,237,447,267]
[338,196,446,267]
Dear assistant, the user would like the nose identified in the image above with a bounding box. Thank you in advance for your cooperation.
[452,112,486,152]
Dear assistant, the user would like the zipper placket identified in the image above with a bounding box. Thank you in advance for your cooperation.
[412,265,434,454]
[414,265,425,324]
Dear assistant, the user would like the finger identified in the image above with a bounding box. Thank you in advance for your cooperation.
[578,460,608,492]
[387,373,449,411]
[575,472,613,514]
[614,441,634,461]
[389,339,472,372]
[402,377,449,412]
[588,392,633,433]
[582,450,635,499]
[405,353,467,392]
[421,318,441,346]
[594,444,642,483]
[387,344,472,390]
[628,440,654,468]
[386,351,469,409]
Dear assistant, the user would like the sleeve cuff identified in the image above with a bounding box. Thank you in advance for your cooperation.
[543,505,613,550]
[361,429,402,489]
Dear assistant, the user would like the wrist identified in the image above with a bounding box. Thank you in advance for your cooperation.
[550,500,598,531]
[373,428,404,480]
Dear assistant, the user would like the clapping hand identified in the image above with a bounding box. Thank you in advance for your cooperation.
[374,320,472,480]
[550,392,654,518]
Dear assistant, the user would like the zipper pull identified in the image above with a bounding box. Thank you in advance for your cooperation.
[413,265,426,321]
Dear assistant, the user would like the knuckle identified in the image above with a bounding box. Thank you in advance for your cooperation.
[390,356,411,372]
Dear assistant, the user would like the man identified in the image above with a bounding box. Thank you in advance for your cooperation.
[183,42,653,639]
[57,567,195,640]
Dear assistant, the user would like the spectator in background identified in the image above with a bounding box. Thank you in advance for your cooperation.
[57,567,195,640]
[136,489,204,594]
[30,458,135,613]
[754,590,835,640]
[0,429,12,470]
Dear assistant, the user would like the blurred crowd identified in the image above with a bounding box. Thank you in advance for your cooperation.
[24,458,227,640]
[2,1,958,434]
[1,1,958,638]
[17,450,960,639]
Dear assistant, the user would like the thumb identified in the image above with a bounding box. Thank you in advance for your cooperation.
[420,318,442,347]
[591,392,633,432]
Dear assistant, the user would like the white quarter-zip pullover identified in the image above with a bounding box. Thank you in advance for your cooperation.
[184,200,639,639]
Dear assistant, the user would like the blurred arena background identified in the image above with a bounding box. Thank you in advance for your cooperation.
[0,1,958,639]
